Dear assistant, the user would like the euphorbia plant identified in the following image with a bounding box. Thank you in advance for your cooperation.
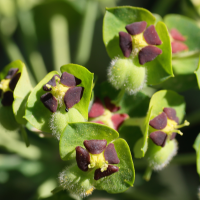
[1,3,200,200]
[59,122,134,197]
[24,64,93,139]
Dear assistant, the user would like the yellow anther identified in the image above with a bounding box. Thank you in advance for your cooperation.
[88,151,108,172]
[0,79,12,93]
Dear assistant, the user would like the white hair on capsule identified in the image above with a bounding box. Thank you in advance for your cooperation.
[107,57,147,95]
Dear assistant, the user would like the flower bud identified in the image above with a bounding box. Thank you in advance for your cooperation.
[108,58,146,94]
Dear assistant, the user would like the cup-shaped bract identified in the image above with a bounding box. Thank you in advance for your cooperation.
[0,60,32,127]
[140,90,188,171]
[59,122,134,197]
[103,6,173,93]
[24,64,93,139]
[133,90,186,162]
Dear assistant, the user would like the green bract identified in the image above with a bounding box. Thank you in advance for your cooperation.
[134,90,186,158]
[0,60,32,125]
[24,64,93,139]
[103,6,173,89]
[59,122,134,197]
[193,133,200,177]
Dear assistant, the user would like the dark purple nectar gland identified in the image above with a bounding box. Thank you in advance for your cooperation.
[41,72,83,113]
[119,21,162,65]
[0,68,20,106]
[149,107,189,147]
[75,140,120,180]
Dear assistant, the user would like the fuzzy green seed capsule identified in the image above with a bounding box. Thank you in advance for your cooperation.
[145,139,177,170]
[108,58,146,94]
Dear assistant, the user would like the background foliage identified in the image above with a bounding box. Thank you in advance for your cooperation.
[0,0,200,199]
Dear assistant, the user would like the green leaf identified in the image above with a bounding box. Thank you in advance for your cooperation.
[193,133,200,177]
[60,64,94,120]
[0,103,19,131]
[1,60,33,124]
[59,122,119,160]
[25,64,93,137]
[59,122,134,195]
[103,6,156,59]
[146,21,173,85]
[133,90,186,158]
[94,138,135,193]
[25,71,60,134]
[164,14,200,55]
[148,90,186,122]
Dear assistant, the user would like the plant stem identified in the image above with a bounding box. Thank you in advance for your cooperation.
[143,166,152,181]
[20,126,30,147]
[75,0,98,65]
[50,14,71,72]
[111,88,125,106]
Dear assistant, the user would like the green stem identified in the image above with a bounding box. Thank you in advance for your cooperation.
[50,14,71,72]
[51,186,63,195]
[143,166,152,181]
[111,88,125,106]
[18,10,48,82]
[75,0,98,65]
[20,126,30,147]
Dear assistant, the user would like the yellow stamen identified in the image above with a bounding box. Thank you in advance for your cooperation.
[132,33,148,56]
[88,151,108,172]
[0,79,12,93]
[161,119,189,137]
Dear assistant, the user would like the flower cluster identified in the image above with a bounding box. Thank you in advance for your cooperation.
[169,28,188,53]
[76,139,120,180]
[0,68,21,106]
[89,97,128,130]
[119,21,162,64]
[40,72,84,113]
[149,107,189,147]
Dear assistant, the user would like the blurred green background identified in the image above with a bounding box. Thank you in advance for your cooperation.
[0,0,200,199]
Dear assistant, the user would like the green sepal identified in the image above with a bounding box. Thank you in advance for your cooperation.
[25,64,92,136]
[59,122,119,160]
[59,122,134,195]
[1,60,33,125]
[193,133,200,177]
[60,64,94,120]
[133,90,186,158]
[164,14,200,57]
[103,6,155,59]
[103,6,173,86]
